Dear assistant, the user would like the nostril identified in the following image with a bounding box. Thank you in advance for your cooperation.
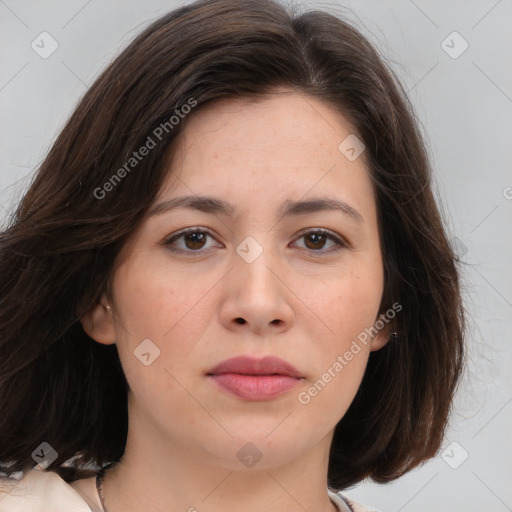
[235,318,246,324]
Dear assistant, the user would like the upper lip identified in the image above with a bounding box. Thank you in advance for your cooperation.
[207,356,303,378]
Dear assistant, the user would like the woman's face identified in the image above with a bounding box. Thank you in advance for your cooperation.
[86,88,388,470]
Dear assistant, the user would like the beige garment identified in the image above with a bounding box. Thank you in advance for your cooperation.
[0,468,380,512]
[0,468,93,511]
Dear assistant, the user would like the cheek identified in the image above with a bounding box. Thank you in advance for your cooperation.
[292,284,372,436]
[304,269,383,346]
[297,292,373,428]
[108,253,219,398]
[295,266,381,414]
[111,253,213,342]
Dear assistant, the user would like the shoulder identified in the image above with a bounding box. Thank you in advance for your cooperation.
[0,468,93,512]
[328,488,382,512]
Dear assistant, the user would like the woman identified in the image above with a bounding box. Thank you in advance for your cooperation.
[0,0,465,511]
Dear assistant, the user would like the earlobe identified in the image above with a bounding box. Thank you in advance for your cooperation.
[370,331,396,352]
[79,298,116,345]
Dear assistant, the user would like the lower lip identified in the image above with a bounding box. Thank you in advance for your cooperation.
[209,374,302,400]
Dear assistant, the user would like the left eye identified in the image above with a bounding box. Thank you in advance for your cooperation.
[293,229,346,252]
[164,228,346,254]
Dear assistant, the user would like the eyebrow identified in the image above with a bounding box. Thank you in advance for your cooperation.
[148,195,364,223]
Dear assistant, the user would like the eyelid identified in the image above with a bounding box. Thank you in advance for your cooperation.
[163,226,220,247]
[293,227,348,246]
[163,226,349,254]
[291,228,349,253]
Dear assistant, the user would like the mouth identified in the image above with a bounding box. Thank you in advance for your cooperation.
[206,355,304,401]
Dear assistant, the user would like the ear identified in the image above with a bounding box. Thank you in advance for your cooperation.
[79,294,116,345]
[369,327,395,352]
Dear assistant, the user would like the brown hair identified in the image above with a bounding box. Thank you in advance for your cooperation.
[0,0,465,490]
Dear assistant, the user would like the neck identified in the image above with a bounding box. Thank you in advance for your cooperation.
[101,411,337,512]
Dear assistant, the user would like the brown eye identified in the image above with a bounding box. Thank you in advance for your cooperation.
[182,231,208,250]
[292,229,346,254]
[165,228,219,253]
[304,232,327,250]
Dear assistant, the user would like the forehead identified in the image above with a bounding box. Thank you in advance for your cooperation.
[157,89,376,220]
[177,89,353,160]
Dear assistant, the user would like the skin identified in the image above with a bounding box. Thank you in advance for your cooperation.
[79,87,390,512]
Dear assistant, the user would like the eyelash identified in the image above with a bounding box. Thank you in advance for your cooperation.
[163,227,347,255]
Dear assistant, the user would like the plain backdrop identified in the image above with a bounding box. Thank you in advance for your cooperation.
[1,1,511,510]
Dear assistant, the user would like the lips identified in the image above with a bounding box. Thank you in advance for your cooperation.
[207,355,303,378]
[207,356,304,401]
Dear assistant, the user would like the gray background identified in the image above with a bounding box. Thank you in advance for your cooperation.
[1,0,511,510]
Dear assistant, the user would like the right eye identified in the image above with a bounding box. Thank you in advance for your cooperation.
[164,227,222,253]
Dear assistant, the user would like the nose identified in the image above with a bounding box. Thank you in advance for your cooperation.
[219,240,294,336]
